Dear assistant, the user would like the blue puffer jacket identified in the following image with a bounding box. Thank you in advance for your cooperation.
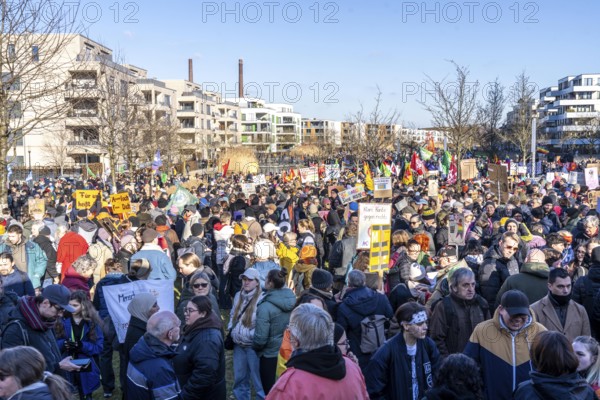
[92,272,124,319]
[127,333,182,400]
[337,286,394,371]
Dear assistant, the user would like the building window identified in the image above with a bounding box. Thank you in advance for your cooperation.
[7,43,15,60]
[585,78,593,86]
[120,80,127,96]
[31,45,39,62]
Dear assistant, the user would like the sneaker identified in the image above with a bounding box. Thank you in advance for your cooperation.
[103,393,113,398]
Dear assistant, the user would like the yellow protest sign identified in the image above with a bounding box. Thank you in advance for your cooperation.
[110,193,132,214]
[369,224,391,273]
[27,199,45,215]
[75,190,100,210]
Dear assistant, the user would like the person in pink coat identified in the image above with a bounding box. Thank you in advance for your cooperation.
[266,303,369,400]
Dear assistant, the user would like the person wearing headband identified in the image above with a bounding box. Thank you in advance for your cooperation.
[365,302,440,400]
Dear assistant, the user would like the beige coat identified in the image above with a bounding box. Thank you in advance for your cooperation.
[531,295,591,342]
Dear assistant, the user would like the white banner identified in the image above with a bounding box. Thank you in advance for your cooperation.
[357,203,392,249]
[104,280,175,343]
[323,165,341,182]
[253,174,267,185]
[299,167,319,183]
[568,171,579,185]
[585,167,599,190]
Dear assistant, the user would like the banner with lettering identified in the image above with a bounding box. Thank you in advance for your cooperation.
[357,203,392,249]
[75,190,100,210]
[104,280,174,343]
[110,193,131,214]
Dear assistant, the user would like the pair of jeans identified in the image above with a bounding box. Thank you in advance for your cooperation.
[99,317,116,393]
[233,345,265,400]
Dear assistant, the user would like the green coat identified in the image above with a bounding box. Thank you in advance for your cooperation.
[252,287,295,358]
[496,262,549,306]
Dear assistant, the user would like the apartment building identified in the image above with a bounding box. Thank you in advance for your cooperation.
[232,98,302,153]
[537,73,600,152]
[301,119,341,147]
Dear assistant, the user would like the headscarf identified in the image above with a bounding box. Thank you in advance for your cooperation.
[127,293,156,323]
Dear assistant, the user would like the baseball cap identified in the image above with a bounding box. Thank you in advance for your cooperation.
[500,290,530,317]
[43,285,76,312]
[240,268,260,281]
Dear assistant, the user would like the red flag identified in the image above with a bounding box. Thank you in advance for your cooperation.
[411,152,425,176]
[447,155,457,184]
[222,159,230,177]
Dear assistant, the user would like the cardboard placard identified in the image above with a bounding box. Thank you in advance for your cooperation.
[328,185,345,197]
[323,165,341,182]
[299,167,319,183]
[241,183,256,195]
[487,164,509,202]
[373,177,392,198]
[27,199,45,216]
[460,159,478,180]
[448,213,466,246]
[339,185,367,205]
[369,224,391,273]
[130,202,140,213]
[585,167,599,190]
[110,193,132,214]
[75,190,100,210]
[428,179,438,197]
[357,203,392,249]
[253,174,267,185]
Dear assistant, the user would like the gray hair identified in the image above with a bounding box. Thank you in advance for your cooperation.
[584,216,599,229]
[30,221,45,235]
[190,271,211,292]
[55,223,69,236]
[289,303,333,351]
[147,311,179,339]
[71,254,97,275]
[348,270,366,288]
[449,267,475,290]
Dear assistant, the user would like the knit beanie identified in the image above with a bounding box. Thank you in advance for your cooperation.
[311,269,333,290]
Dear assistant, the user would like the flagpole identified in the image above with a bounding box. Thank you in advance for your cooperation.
[530,116,537,178]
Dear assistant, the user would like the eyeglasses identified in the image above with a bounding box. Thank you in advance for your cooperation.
[503,245,519,251]
[184,308,199,314]
[337,339,349,348]
[193,282,209,289]
[407,248,421,254]
[49,302,64,313]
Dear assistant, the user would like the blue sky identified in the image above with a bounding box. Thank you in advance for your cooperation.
[82,0,600,127]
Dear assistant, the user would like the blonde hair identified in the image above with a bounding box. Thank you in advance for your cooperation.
[574,336,600,386]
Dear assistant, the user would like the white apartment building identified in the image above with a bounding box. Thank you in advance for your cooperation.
[301,119,341,146]
[537,73,600,152]
[232,98,302,153]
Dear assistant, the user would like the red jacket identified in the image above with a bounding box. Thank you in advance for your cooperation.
[57,231,89,281]
[266,356,369,400]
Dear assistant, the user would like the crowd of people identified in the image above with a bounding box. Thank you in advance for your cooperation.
[0,159,599,400]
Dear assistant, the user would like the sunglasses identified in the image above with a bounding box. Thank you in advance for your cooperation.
[504,245,519,251]
[193,282,209,289]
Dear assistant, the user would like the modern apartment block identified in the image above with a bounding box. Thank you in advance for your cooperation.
[339,122,402,149]
[537,73,600,152]
[301,119,341,147]
[232,98,302,153]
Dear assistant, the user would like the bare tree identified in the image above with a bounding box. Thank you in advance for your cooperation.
[346,87,401,162]
[420,61,480,175]
[42,128,70,176]
[501,72,537,164]
[562,115,600,154]
[0,1,83,202]
[478,78,506,159]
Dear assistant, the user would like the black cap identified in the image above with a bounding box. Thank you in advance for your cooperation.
[42,285,76,313]
[500,290,530,317]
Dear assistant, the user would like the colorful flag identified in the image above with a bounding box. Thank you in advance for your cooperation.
[381,162,392,177]
[411,152,425,176]
[25,170,32,182]
[447,155,457,185]
[441,151,451,175]
[151,151,162,171]
[364,162,374,191]
[222,159,231,177]
[419,147,433,161]
[402,162,413,185]
[86,166,96,178]
[426,133,436,152]
[167,184,199,210]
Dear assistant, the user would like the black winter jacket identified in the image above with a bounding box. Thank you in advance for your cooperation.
[478,245,520,310]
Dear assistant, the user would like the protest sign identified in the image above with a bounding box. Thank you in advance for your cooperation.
[339,185,367,204]
[242,183,256,195]
[460,159,478,180]
[104,280,174,343]
[586,167,599,190]
[487,164,509,202]
[448,213,466,246]
[253,174,267,185]
[75,190,100,209]
[517,166,527,175]
[373,177,392,198]
[357,203,392,249]
[568,171,579,185]
[110,193,131,214]
[328,185,345,197]
[299,167,318,183]
[27,199,45,216]
[369,224,391,273]
[428,179,438,197]
[546,172,555,182]
[323,165,341,182]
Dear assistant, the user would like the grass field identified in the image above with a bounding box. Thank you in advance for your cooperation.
[91,310,235,400]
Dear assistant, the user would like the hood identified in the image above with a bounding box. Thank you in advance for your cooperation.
[286,345,346,380]
[492,307,536,333]
[343,286,380,316]
[262,288,296,312]
[520,262,549,278]
[129,333,177,364]
[327,210,342,227]
[483,244,511,262]
[77,220,97,232]
[529,371,592,400]
[214,225,234,240]
[60,231,88,247]
[0,291,18,307]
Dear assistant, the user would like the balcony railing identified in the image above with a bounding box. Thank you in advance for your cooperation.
[67,110,98,117]
[67,140,102,146]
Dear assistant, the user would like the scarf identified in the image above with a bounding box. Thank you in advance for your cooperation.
[183,311,223,335]
[286,345,346,380]
[18,296,56,331]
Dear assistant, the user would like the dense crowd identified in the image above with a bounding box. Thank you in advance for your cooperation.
[0,162,599,400]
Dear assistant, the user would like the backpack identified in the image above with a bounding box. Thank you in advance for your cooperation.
[0,319,30,347]
[430,295,489,334]
[360,314,388,354]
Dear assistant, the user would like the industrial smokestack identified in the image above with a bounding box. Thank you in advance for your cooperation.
[238,58,243,98]
[188,59,193,82]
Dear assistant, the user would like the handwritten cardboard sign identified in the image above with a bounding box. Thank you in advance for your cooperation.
[110,193,132,214]
[75,190,100,210]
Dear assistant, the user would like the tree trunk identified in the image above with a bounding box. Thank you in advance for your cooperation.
[0,134,8,206]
